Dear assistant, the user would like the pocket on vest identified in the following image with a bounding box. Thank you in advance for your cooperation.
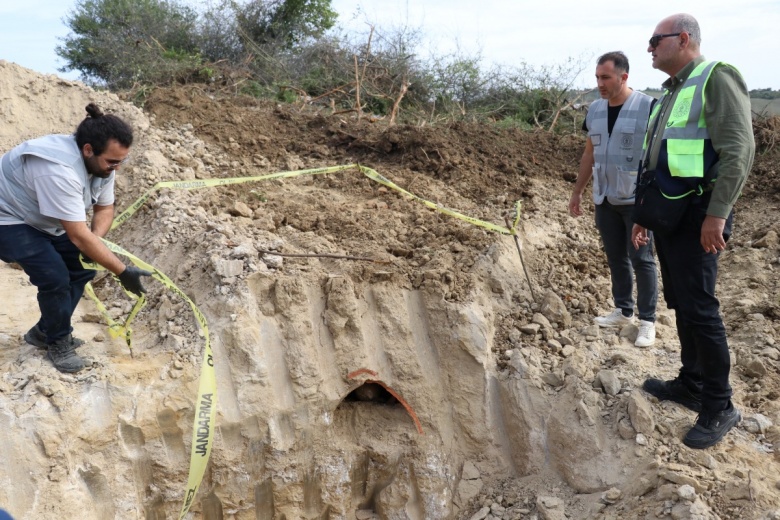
[616,167,638,199]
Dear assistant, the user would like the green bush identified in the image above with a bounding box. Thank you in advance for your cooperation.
[56,0,592,132]
[57,0,202,88]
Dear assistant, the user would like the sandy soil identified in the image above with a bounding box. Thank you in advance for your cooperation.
[1,60,780,520]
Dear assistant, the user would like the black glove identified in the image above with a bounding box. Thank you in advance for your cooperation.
[117,266,153,296]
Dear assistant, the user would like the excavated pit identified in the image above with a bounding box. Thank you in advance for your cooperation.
[2,61,780,520]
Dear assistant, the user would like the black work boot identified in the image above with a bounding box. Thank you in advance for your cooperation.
[25,324,84,349]
[643,377,702,412]
[683,402,741,449]
[47,336,86,373]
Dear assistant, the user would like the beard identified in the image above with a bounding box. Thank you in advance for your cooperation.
[83,155,114,178]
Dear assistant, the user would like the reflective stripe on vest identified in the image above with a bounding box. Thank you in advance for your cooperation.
[663,60,718,179]
[587,91,653,205]
[643,61,731,199]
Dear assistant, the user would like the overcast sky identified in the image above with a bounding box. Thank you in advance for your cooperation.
[1,0,778,90]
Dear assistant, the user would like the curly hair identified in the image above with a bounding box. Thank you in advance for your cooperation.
[74,103,133,155]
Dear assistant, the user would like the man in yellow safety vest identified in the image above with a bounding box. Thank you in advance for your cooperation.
[632,13,755,449]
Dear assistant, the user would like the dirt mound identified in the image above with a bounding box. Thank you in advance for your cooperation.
[1,64,780,520]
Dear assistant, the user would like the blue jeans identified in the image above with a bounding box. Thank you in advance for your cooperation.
[655,199,733,412]
[595,201,658,321]
[0,224,95,343]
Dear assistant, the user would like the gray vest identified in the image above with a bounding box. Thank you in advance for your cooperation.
[586,91,653,205]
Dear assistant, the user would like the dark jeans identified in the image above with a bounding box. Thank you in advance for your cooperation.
[0,224,95,343]
[654,200,734,413]
[595,201,658,321]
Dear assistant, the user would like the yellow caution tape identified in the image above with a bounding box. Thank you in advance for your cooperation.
[82,282,145,351]
[91,162,521,516]
[356,165,515,234]
[111,164,357,231]
[112,163,519,235]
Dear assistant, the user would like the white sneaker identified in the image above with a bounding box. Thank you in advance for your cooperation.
[594,309,634,328]
[635,320,656,347]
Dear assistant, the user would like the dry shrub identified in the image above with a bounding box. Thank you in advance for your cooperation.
[753,114,780,154]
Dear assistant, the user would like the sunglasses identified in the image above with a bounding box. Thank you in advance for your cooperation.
[649,33,681,48]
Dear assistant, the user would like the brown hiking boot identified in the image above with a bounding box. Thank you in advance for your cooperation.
[47,335,86,373]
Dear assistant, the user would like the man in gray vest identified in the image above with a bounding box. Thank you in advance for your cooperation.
[632,14,754,448]
[0,103,151,374]
[569,51,658,347]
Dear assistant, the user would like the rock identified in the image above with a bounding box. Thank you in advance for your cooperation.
[636,433,648,446]
[576,399,596,426]
[628,475,656,496]
[489,502,505,515]
[231,244,256,258]
[724,478,753,500]
[546,390,624,493]
[508,353,529,377]
[753,230,779,248]
[80,311,103,324]
[559,335,574,347]
[619,323,638,340]
[601,487,621,504]
[469,506,490,520]
[262,253,283,269]
[532,313,553,329]
[689,451,718,470]
[658,469,704,493]
[536,495,566,520]
[561,348,590,379]
[671,498,716,520]
[582,324,601,338]
[743,357,768,378]
[677,484,696,501]
[627,390,656,435]
[540,290,572,328]
[462,461,481,480]
[212,257,244,278]
[743,414,772,434]
[542,371,565,388]
[519,323,541,335]
[547,339,563,352]
[455,462,483,508]
[457,478,483,507]
[617,417,635,439]
[597,369,621,396]
[230,201,254,218]
[658,483,677,500]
